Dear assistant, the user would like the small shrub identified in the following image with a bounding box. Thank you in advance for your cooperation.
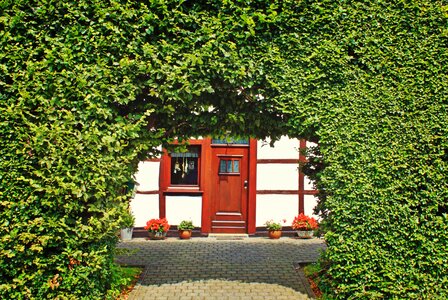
[120,212,135,229]
[178,220,195,231]
[264,219,286,231]
[107,265,142,299]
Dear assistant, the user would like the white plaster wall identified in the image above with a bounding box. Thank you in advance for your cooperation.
[257,164,299,190]
[304,195,319,219]
[256,195,299,227]
[304,175,315,190]
[134,161,159,191]
[166,195,202,227]
[130,194,159,227]
[306,141,318,148]
[257,136,299,159]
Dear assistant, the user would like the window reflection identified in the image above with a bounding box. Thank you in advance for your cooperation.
[170,147,199,185]
[219,159,240,174]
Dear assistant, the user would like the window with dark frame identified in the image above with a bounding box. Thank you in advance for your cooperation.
[170,146,200,185]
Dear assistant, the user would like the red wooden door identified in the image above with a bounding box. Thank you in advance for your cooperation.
[210,147,249,233]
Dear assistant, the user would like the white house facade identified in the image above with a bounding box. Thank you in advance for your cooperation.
[131,136,318,235]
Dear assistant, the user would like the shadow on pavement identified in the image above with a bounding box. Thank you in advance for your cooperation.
[116,238,326,296]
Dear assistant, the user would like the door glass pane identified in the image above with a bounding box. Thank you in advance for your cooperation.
[219,160,227,173]
[227,160,233,173]
[233,160,239,173]
[219,159,240,174]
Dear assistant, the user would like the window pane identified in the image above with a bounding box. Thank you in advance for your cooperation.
[219,159,240,174]
[212,137,249,145]
[233,160,239,173]
[171,147,199,158]
[219,160,227,173]
[170,147,199,185]
[227,160,233,173]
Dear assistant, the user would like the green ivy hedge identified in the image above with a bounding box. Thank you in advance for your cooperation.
[0,1,284,298]
[0,1,170,298]
[269,1,448,298]
[1,0,447,299]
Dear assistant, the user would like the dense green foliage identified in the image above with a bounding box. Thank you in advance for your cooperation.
[269,1,448,298]
[109,265,142,299]
[0,1,283,298]
[1,0,447,298]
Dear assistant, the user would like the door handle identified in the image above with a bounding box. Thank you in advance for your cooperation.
[244,180,248,189]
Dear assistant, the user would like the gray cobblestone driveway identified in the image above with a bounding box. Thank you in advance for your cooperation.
[116,237,326,300]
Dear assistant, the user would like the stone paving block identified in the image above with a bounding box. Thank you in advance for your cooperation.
[116,237,326,299]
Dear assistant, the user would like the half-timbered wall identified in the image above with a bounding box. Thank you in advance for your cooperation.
[131,160,160,227]
[129,136,318,232]
[255,137,319,227]
[165,195,202,227]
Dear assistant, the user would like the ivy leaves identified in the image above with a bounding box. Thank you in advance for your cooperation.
[1,0,447,298]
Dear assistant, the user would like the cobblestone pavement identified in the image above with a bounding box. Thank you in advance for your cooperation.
[116,237,326,300]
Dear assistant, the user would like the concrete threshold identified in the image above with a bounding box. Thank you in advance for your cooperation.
[207,233,249,240]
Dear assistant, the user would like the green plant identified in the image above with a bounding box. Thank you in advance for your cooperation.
[270,1,448,298]
[178,220,195,231]
[0,2,287,297]
[2,0,447,298]
[264,219,286,231]
[106,264,142,299]
[120,212,135,229]
[303,262,332,299]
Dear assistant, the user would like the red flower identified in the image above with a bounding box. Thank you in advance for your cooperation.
[144,218,170,233]
[291,213,319,230]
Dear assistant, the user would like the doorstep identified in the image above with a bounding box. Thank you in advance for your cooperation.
[207,233,249,240]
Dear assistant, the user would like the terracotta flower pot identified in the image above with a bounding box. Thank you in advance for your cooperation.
[268,230,282,239]
[178,229,192,239]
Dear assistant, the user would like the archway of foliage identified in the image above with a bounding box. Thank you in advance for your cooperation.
[1,0,447,299]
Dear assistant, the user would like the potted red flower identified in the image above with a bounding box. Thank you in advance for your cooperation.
[144,218,170,240]
[291,213,318,239]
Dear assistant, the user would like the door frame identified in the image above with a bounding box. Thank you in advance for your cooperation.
[209,147,248,233]
[158,137,257,234]
[201,138,257,234]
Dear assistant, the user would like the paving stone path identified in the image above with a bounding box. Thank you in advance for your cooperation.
[116,237,326,300]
